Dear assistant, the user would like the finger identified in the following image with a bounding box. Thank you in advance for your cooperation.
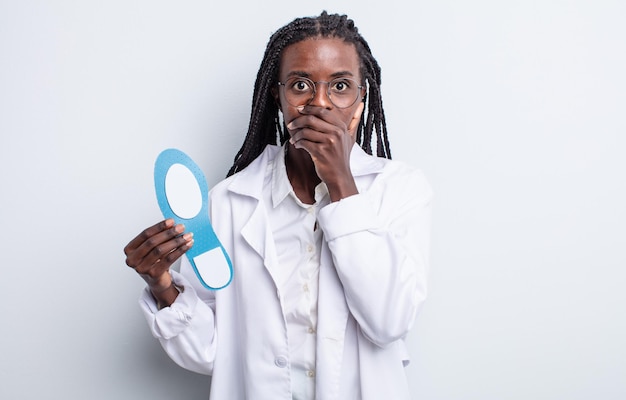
[288,116,344,145]
[125,222,186,268]
[130,225,188,268]
[133,233,194,274]
[124,219,175,255]
[347,101,365,136]
[141,238,193,283]
[290,106,344,132]
[288,117,332,138]
[290,128,325,148]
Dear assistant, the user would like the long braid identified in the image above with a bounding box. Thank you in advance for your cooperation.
[227,11,391,177]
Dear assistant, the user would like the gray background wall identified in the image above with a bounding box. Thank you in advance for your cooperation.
[1,1,624,399]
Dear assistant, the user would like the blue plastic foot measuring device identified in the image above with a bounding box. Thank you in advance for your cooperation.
[154,149,233,290]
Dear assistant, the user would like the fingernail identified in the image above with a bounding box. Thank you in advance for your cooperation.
[175,224,185,233]
[287,122,294,130]
[183,232,193,240]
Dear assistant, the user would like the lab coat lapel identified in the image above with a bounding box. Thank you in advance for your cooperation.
[240,200,280,284]
[229,146,282,288]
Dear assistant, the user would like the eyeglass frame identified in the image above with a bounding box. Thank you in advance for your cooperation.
[277,76,366,109]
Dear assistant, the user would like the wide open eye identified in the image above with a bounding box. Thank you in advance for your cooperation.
[288,78,314,93]
[330,78,355,93]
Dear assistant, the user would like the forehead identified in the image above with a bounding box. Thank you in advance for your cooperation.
[278,37,361,79]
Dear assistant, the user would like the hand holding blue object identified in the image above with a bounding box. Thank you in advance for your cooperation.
[154,149,233,290]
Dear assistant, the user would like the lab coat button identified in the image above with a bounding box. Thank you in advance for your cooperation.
[275,355,288,368]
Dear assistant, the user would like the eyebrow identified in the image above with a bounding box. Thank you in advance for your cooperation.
[285,70,356,79]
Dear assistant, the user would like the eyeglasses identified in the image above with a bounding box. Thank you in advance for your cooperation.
[277,76,364,109]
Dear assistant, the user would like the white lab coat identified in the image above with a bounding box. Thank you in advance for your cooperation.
[140,144,432,400]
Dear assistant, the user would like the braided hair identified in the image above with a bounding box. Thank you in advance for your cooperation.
[227,11,390,177]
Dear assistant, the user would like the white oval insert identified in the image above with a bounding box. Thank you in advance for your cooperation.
[165,163,202,219]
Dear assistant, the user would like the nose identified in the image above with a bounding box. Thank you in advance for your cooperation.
[308,82,333,109]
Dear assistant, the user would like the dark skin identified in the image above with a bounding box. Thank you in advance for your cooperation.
[124,37,365,306]
[278,37,365,203]
[124,219,193,306]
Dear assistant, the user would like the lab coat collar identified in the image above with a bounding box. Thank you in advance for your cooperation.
[226,145,281,200]
[349,143,387,177]
[270,144,293,209]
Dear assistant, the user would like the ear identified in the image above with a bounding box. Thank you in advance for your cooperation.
[271,87,281,111]
[347,100,365,137]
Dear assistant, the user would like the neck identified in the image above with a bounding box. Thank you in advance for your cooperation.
[285,143,321,204]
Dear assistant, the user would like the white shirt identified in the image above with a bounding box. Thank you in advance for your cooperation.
[266,146,330,399]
